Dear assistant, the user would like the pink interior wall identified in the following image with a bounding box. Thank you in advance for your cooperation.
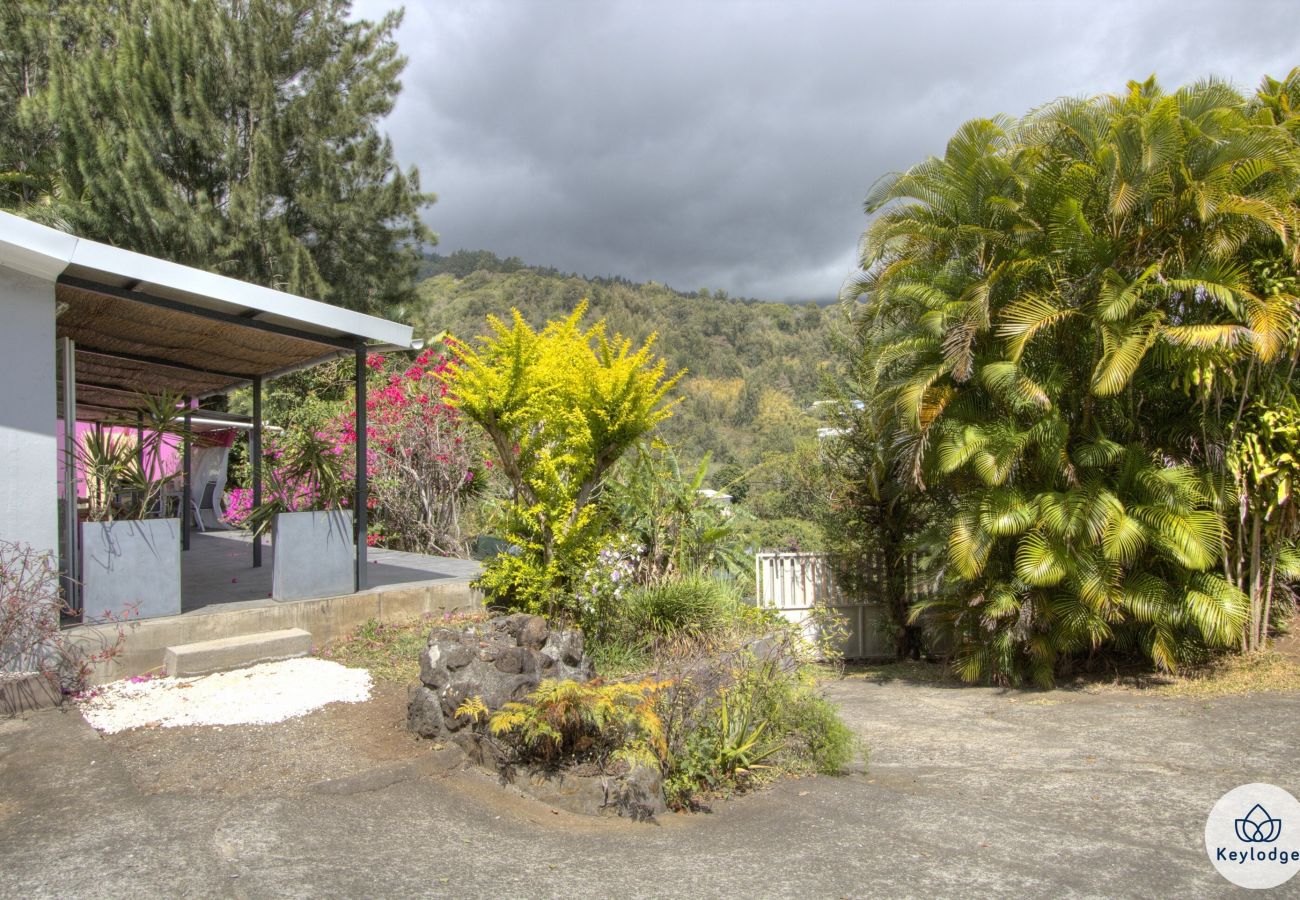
[57,421,236,499]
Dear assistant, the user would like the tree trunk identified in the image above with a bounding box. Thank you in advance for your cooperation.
[1248,511,1263,652]
[1261,554,1277,651]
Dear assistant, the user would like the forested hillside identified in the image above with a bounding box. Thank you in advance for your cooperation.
[406,252,838,480]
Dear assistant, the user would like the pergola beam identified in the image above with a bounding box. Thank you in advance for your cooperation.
[65,400,149,418]
[59,275,362,351]
[76,346,253,383]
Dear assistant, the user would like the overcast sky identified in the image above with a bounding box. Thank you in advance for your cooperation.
[351,0,1298,302]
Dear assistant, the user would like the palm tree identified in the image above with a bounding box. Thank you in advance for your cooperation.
[839,74,1300,684]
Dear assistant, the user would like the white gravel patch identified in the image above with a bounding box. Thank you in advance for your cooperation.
[79,657,372,734]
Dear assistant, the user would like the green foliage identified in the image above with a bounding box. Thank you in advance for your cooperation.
[74,390,190,521]
[1229,399,1300,649]
[710,688,780,776]
[454,695,489,725]
[243,427,348,538]
[608,447,750,582]
[585,638,653,681]
[0,0,79,211]
[485,605,857,809]
[660,651,858,809]
[739,439,833,545]
[447,304,682,620]
[730,513,825,554]
[622,576,758,646]
[6,0,430,313]
[410,265,832,474]
[584,568,777,671]
[488,677,670,771]
[410,261,836,559]
[839,72,1300,684]
[767,687,858,774]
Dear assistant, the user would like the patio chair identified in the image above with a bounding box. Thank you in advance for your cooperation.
[159,477,216,531]
[164,446,231,531]
[192,479,218,532]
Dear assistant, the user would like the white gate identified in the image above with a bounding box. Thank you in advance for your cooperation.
[754,552,893,659]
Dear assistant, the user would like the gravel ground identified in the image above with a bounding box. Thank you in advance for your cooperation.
[78,659,372,734]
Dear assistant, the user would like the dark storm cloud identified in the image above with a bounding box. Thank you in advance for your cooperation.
[353,0,1298,301]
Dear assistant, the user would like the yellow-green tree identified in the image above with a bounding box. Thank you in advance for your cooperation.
[446,304,682,620]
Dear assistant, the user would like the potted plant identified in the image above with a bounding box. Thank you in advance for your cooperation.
[76,392,188,621]
[245,430,355,601]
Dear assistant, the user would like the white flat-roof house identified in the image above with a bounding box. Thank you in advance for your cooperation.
[0,211,416,609]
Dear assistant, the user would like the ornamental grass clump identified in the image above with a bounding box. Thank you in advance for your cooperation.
[622,575,766,649]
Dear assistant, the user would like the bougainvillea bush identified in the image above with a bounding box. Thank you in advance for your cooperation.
[226,348,488,555]
[343,350,488,554]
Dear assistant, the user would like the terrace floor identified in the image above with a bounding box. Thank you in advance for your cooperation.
[178,529,481,615]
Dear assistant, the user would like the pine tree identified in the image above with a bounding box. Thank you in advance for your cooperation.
[29,0,431,313]
[0,1,91,211]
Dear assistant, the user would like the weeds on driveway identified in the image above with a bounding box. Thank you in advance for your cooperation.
[319,613,484,683]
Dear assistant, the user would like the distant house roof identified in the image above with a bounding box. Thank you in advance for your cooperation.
[0,212,416,419]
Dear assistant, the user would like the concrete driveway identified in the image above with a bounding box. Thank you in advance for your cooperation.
[1,676,1296,898]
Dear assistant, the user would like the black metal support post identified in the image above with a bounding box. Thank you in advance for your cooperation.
[59,338,79,612]
[136,411,145,472]
[252,376,263,568]
[182,408,192,551]
[354,346,368,591]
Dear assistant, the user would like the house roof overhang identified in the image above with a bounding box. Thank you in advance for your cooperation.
[0,212,416,420]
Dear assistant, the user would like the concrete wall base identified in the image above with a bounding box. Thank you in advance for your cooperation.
[0,672,63,716]
[66,579,482,685]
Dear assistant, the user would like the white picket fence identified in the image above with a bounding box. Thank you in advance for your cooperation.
[754,551,893,659]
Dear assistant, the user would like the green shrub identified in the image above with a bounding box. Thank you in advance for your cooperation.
[477,625,860,810]
[623,575,760,645]
[659,645,861,809]
[586,636,653,679]
[768,686,858,775]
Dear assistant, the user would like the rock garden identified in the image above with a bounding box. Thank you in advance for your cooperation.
[397,595,856,820]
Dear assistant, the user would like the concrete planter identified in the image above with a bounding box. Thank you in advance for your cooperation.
[271,509,354,601]
[81,518,182,621]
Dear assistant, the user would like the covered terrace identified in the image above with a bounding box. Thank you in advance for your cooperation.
[0,212,475,626]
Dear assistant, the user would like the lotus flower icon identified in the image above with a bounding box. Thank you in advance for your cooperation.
[1235,803,1282,843]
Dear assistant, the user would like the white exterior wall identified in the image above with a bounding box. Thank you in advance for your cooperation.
[0,267,57,556]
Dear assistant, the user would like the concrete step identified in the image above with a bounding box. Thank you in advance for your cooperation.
[164,628,313,677]
[0,672,63,715]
